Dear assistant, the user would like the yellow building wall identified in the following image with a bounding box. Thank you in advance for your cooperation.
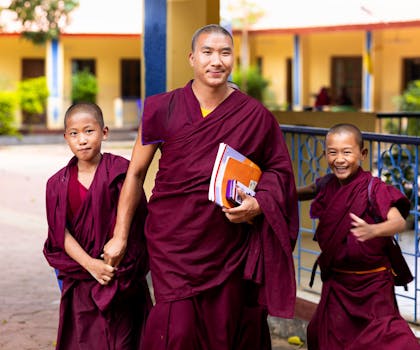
[252,34,293,108]
[167,0,220,91]
[0,36,45,125]
[245,31,365,108]
[61,36,142,127]
[2,21,420,131]
[240,28,420,113]
[0,36,45,85]
[274,111,376,132]
[303,31,364,107]
[374,27,420,112]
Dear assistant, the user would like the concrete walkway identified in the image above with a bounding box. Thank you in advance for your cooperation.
[0,135,306,350]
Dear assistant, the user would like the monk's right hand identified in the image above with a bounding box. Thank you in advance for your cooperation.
[87,258,115,285]
[103,236,127,267]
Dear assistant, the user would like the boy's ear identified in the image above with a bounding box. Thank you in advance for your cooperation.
[102,126,109,140]
[361,147,368,160]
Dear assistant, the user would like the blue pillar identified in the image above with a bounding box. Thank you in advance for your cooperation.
[46,38,62,128]
[144,0,167,97]
[50,38,60,122]
[363,31,372,111]
[293,34,301,108]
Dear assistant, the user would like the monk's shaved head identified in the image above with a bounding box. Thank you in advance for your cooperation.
[64,102,105,129]
[326,123,364,150]
[191,24,233,52]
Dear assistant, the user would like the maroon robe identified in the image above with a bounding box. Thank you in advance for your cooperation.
[140,81,298,349]
[43,153,151,350]
[307,168,419,350]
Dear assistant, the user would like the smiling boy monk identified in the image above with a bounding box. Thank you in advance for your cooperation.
[298,123,419,349]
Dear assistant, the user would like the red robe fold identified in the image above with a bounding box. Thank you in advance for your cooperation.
[142,81,298,318]
[43,153,151,350]
[307,168,419,350]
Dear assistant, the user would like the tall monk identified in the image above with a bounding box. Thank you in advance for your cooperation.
[298,123,419,349]
[43,102,151,350]
[103,24,299,349]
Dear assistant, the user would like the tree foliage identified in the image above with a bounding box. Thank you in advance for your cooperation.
[5,0,79,45]
[224,0,264,30]
[222,0,264,71]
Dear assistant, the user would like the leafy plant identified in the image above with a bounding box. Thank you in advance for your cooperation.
[394,80,420,135]
[71,69,98,103]
[232,66,268,102]
[397,80,420,112]
[18,76,49,125]
[0,91,19,136]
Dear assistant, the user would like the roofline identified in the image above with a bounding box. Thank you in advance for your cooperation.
[0,32,141,38]
[233,20,420,35]
[62,33,141,38]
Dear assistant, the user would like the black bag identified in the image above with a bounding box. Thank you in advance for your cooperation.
[387,237,413,288]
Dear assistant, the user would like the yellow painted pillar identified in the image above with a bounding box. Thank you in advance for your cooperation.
[166,0,219,90]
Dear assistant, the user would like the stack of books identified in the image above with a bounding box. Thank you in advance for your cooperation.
[208,143,262,208]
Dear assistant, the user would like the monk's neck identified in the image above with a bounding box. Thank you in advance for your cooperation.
[191,81,232,111]
[77,153,102,174]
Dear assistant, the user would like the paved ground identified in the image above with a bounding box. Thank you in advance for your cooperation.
[0,137,306,350]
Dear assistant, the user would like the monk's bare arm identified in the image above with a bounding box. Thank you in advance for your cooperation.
[297,183,317,201]
[103,130,158,266]
[350,207,407,242]
[224,181,318,223]
[64,229,115,285]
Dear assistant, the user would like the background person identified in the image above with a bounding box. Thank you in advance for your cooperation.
[314,86,331,111]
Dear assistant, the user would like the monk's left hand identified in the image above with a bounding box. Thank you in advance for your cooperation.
[103,236,127,267]
[222,188,262,224]
[350,212,376,242]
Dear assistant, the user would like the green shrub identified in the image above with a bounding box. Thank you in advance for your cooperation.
[0,91,19,135]
[394,80,420,135]
[18,76,49,115]
[397,80,420,112]
[71,69,98,103]
[232,66,268,102]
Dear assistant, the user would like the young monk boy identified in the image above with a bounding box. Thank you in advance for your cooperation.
[298,123,420,349]
[43,102,151,350]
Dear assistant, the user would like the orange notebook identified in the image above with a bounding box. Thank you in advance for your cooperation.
[209,143,262,208]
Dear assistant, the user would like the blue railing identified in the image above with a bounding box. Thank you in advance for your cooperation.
[281,124,420,323]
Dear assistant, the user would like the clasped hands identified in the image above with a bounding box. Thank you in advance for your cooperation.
[90,236,127,286]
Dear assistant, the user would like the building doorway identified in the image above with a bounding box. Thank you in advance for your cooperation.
[402,57,420,91]
[331,56,362,109]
